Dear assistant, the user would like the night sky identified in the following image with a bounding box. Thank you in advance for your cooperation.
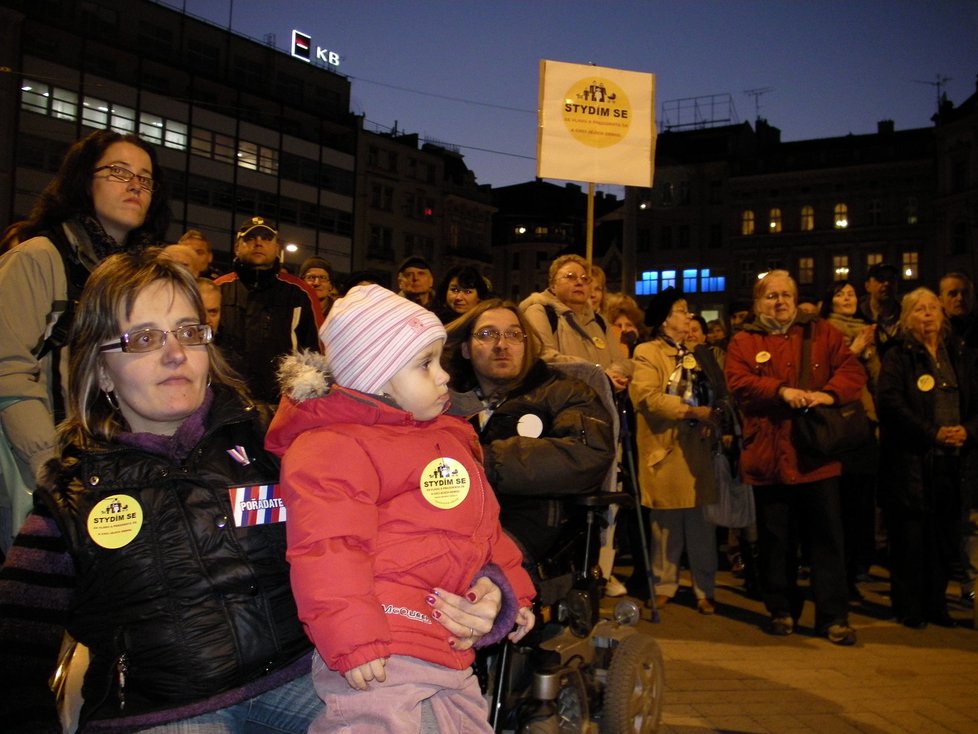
[161,0,977,193]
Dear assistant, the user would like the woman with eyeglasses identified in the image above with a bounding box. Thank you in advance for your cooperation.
[520,254,630,392]
[434,265,491,324]
[444,299,616,578]
[725,270,865,645]
[0,251,503,733]
[0,130,169,552]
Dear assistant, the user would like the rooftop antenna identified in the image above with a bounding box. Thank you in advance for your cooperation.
[743,87,774,121]
[913,74,951,114]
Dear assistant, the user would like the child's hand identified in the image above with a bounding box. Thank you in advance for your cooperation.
[344,657,388,691]
[508,606,535,643]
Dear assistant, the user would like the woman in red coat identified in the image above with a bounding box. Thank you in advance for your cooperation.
[725,270,865,645]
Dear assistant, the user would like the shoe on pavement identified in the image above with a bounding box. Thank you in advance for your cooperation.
[767,615,794,636]
[653,594,672,608]
[697,598,716,615]
[824,623,857,646]
[604,575,627,598]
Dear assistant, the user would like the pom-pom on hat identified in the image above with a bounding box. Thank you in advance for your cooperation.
[644,286,684,328]
[321,284,446,394]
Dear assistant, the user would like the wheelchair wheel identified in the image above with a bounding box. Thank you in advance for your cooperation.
[600,633,664,734]
[517,667,589,734]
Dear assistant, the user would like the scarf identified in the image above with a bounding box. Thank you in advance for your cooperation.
[115,388,215,462]
[661,335,713,407]
[826,312,868,346]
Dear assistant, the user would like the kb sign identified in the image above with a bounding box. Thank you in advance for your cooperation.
[291,30,341,67]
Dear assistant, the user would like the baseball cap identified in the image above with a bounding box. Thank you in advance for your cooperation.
[237,216,277,240]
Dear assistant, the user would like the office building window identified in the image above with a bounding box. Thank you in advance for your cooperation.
[741,210,755,236]
[82,96,109,128]
[834,203,849,229]
[866,253,882,269]
[798,257,814,285]
[800,205,814,231]
[870,199,883,225]
[740,260,756,287]
[110,104,136,133]
[139,113,165,144]
[636,271,660,296]
[832,255,850,280]
[683,268,698,293]
[901,251,918,280]
[905,198,918,225]
[700,269,726,293]
[769,207,782,233]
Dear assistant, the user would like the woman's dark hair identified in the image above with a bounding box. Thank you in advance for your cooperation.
[819,279,863,319]
[443,298,541,393]
[437,265,492,305]
[691,314,708,334]
[59,248,249,450]
[1,130,170,252]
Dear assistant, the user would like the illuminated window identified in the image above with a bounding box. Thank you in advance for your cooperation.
[700,269,726,293]
[661,270,676,290]
[20,80,50,115]
[769,208,782,233]
[901,251,918,280]
[683,268,698,292]
[635,270,660,296]
[741,210,755,236]
[82,96,109,128]
[51,87,78,121]
[866,253,882,268]
[798,257,814,285]
[832,255,849,280]
[800,205,814,231]
[905,198,918,225]
[110,104,135,133]
[834,203,849,229]
[139,113,165,145]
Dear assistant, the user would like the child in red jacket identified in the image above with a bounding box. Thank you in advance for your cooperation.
[266,284,535,733]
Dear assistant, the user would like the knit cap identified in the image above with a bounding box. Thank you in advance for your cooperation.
[321,284,446,394]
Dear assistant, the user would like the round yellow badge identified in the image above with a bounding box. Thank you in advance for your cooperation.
[917,374,935,392]
[682,354,697,370]
[87,494,143,549]
[756,351,771,364]
[420,458,470,510]
[592,336,607,350]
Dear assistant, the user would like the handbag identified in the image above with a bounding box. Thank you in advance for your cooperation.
[793,323,873,458]
[704,451,755,528]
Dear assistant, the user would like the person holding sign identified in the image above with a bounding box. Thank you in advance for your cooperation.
[266,285,534,734]
[877,287,978,629]
[0,255,504,734]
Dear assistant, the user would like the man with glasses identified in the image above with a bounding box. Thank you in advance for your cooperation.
[300,256,336,317]
[214,217,322,404]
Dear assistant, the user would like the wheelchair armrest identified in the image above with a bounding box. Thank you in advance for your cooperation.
[569,491,635,509]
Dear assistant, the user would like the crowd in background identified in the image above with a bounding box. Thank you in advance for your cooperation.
[0,129,976,731]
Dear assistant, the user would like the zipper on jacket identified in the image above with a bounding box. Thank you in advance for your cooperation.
[116,652,128,710]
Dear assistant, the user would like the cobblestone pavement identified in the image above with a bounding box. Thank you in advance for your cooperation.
[608,565,978,734]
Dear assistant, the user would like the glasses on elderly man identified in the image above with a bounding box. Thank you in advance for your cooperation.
[99,324,213,353]
[93,165,158,192]
[472,327,527,345]
[556,272,592,285]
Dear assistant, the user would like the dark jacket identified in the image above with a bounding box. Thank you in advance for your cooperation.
[215,264,322,403]
[32,387,310,728]
[877,334,978,512]
[725,313,865,485]
[466,360,616,562]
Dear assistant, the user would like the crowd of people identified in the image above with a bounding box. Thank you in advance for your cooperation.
[0,129,976,732]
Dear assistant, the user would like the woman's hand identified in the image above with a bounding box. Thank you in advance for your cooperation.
[780,387,833,409]
[344,657,387,690]
[427,577,502,651]
[937,425,968,447]
[850,324,876,356]
[509,607,535,643]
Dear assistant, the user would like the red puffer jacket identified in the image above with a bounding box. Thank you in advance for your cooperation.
[265,352,534,675]
[725,314,866,486]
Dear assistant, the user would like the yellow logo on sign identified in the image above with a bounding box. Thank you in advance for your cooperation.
[561,77,632,149]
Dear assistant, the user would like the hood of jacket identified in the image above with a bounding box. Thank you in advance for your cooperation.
[266,350,424,459]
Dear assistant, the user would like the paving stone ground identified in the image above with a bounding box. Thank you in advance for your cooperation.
[608,564,978,734]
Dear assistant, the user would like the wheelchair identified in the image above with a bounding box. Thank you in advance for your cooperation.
[479,491,664,734]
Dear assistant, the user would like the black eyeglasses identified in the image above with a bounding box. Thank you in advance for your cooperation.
[93,165,158,192]
[99,324,212,353]
[472,327,527,345]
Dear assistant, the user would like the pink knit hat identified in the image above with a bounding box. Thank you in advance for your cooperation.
[321,284,446,394]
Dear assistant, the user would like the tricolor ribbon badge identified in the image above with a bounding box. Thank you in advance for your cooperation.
[227,445,252,466]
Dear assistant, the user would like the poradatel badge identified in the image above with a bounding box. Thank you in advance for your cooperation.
[756,351,771,364]
[917,374,935,392]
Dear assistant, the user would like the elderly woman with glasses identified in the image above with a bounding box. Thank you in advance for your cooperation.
[0,131,170,551]
[520,254,630,392]
[444,299,616,579]
[725,270,865,645]
[0,251,504,734]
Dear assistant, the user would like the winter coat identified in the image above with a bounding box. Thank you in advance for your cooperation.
[724,313,865,486]
[519,289,630,376]
[630,339,721,509]
[877,334,978,512]
[19,387,310,729]
[214,263,322,404]
[462,359,616,562]
[265,352,535,675]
